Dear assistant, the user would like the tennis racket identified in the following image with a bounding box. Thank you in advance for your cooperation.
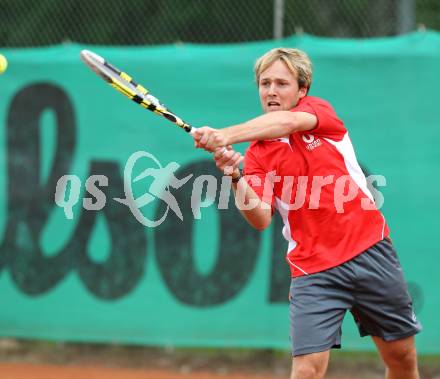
[80,49,195,135]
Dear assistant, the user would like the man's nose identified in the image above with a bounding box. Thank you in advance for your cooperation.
[268,82,277,95]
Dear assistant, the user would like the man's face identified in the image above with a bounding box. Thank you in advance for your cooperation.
[258,60,307,113]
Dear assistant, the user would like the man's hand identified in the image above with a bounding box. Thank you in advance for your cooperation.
[213,146,243,177]
[193,126,229,152]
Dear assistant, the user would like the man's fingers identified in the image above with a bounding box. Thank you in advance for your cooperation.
[214,148,226,159]
[218,150,234,163]
[200,133,208,145]
[192,130,200,141]
[226,152,242,167]
[205,134,216,151]
[218,152,241,170]
[194,127,228,153]
[214,147,242,178]
[223,166,234,175]
[215,150,234,168]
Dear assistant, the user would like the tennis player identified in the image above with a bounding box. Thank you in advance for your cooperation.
[193,48,421,379]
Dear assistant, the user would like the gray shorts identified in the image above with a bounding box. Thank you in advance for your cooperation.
[289,238,422,356]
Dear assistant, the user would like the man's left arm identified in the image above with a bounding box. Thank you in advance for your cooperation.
[193,111,317,152]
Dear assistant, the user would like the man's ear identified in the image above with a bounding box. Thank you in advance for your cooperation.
[299,87,308,99]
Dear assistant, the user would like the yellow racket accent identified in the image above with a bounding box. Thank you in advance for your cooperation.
[136,84,148,95]
[80,49,194,134]
[120,72,132,82]
[110,81,136,100]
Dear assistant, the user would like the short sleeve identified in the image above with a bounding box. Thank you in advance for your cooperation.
[243,145,275,209]
[291,97,346,141]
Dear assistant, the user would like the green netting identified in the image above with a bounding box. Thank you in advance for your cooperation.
[0,31,438,353]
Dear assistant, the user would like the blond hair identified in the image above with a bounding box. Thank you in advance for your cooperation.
[254,48,312,91]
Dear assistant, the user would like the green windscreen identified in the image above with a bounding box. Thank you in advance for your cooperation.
[0,31,438,353]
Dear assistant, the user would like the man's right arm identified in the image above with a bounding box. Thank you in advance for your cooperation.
[193,111,317,152]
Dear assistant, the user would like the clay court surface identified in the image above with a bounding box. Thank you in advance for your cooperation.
[0,340,439,379]
[0,362,374,379]
[0,363,281,379]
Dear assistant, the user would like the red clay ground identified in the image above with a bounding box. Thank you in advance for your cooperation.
[0,339,439,379]
[0,362,384,379]
[0,363,278,379]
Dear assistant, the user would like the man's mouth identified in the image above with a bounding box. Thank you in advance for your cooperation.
[268,101,280,107]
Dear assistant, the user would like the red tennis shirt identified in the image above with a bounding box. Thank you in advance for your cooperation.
[243,96,389,277]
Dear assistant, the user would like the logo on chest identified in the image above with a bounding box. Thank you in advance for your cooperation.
[302,134,322,151]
